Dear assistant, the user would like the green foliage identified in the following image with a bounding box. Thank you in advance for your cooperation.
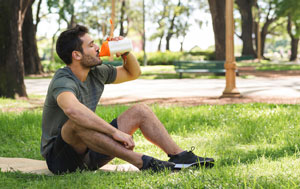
[148,0,196,51]
[187,50,215,60]
[256,64,300,71]
[47,0,75,24]
[137,51,183,65]
[135,50,215,66]
[41,53,65,72]
[275,0,300,37]
[1,104,300,187]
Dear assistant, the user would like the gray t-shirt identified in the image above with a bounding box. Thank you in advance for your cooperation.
[40,64,117,158]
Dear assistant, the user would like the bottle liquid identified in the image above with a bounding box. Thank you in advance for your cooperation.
[99,38,133,57]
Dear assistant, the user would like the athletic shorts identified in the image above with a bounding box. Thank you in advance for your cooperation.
[45,118,118,175]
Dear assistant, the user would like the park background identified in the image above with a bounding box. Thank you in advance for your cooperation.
[1,0,300,188]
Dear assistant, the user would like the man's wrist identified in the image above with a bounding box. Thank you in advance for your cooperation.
[121,52,129,56]
[121,52,130,63]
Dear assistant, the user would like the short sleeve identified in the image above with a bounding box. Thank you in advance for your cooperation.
[93,64,117,84]
[51,77,78,101]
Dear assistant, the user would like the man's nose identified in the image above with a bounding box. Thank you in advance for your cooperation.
[95,44,100,51]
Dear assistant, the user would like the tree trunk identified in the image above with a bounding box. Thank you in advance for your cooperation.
[35,0,42,32]
[290,38,299,61]
[236,0,256,56]
[180,42,183,52]
[165,0,181,51]
[0,0,30,98]
[157,34,163,51]
[23,3,43,75]
[260,23,268,58]
[287,16,299,61]
[67,14,76,29]
[208,0,226,60]
[119,0,126,36]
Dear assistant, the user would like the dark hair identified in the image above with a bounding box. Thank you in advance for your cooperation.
[56,25,89,65]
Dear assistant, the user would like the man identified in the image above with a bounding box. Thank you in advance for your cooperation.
[40,25,214,175]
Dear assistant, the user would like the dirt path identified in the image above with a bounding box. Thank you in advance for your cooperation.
[7,69,299,112]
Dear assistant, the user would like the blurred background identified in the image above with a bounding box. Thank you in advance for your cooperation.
[0,0,299,98]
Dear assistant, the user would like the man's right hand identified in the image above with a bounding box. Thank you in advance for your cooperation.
[112,130,135,150]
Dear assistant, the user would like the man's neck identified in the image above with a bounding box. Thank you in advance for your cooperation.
[68,63,90,82]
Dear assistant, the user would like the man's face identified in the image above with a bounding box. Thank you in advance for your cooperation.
[79,34,102,67]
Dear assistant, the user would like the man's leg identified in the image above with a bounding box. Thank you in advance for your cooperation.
[61,120,144,169]
[117,104,215,169]
[117,104,183,156]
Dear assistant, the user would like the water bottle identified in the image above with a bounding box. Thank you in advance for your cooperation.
[99,38,133,57]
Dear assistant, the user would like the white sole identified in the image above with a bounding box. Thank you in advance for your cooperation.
[174,162,203,169]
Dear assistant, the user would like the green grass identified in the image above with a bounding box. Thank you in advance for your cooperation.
[256,64,300,71]
[238,60,300,71]
[139,65,226,79]
[34,61,300,80]
[1,103,300,188]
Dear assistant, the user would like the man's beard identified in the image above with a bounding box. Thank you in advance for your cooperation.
[80,54,102,68]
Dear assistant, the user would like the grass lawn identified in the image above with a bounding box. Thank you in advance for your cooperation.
[31,60,300,80]
[238,60,300,71]
[1,103,300,188]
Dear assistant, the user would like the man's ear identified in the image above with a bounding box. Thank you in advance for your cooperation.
[72,51,82,61]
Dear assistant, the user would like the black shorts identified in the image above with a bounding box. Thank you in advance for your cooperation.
[45,118,118,175]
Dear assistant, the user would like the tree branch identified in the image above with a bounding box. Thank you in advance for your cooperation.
[35,0,43,32]
[234,31,242,39]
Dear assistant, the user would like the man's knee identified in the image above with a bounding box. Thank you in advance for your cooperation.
[131,104,152,117]
[61,120,87,141]
[61,120,89,154]
[62,120,82,135]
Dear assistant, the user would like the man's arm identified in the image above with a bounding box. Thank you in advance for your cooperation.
[57,91,135,149]
[112,52,141,84]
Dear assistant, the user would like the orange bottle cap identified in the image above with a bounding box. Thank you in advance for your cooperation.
[99,41,110,57]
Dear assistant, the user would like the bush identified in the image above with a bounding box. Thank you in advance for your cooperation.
[42,50,216,72]
[41,53,65,72]
[187,50,216,60]
[135,50,215,65]
[136,51,184,65]
[54,52,65,65]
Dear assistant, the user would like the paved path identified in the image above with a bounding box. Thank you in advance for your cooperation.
[0,157,138,175]
[25,77,300,101]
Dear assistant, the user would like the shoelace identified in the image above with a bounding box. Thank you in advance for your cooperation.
[168,146,196,158]
[190,146,195,152]
[187,146,195,155]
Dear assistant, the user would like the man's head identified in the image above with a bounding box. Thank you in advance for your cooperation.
[56,25,101,67]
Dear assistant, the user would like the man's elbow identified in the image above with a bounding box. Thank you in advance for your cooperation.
[135,69,142,79]
[64,107,80,121]
[129,69,141,80]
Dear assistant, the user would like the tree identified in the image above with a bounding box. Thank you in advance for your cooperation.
[235,0,256,57]
[46,0,78,62]
[208,0,226,60]
[276,0,300,61]
[147,0,193,51]
[47,0,77,29]
[23,0,43,75]
[148,0,168,51]
[174,2,193,52]
[253,0,280,59]
[165,0,181,51]
[0,0,33,98]
[119,0,129,37]
[286,15,299,61]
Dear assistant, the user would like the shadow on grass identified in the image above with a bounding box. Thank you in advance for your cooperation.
[218,144,299,166]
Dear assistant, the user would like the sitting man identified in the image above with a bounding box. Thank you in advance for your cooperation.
[40,25,214,174]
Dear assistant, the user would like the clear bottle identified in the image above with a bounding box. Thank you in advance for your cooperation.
[99,38,133,57]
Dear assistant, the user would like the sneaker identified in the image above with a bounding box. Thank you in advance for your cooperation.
[140,155,176,172]
[168,147,214,169]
